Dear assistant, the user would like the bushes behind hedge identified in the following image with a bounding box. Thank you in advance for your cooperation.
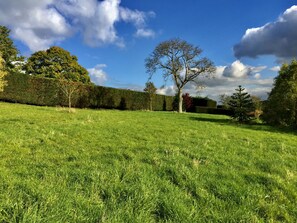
[0,73,174,111]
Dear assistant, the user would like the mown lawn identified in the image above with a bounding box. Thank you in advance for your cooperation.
[0,102,296,222]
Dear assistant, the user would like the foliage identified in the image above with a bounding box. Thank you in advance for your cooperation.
[24,46,90,83]
[192,96,217,108]
[144,81,157,111]
[145,38,215,113]
[182,93,193,112]
[195,106,234,116]
[251,95,263,119]
[0,73,174,111]
[0,26,23,72]
[172,93,179,111]
[0,54,8,92]
[0,102,297,222]
[228,85,254,123]
[263,60,297,128]
[219,94,232,109]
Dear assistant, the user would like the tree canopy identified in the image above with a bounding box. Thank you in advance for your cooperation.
[263,60,297,127]
[0,54,8,92]
[24,46,90,83]
[0,26,21,71]
[145,38,215,113]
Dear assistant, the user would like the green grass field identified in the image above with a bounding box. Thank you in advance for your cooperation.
[0,102,296,222]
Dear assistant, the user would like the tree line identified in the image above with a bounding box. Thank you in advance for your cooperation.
[1,25,296,127]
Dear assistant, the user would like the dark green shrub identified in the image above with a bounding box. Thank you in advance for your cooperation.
[192,97,217,108]
[195,106,233,116]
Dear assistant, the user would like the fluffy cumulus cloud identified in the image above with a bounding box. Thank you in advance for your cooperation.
[0,0,71,51]
[156,60,273,101]
[156,85,176,96]
[234,5,297,60]
[87,64,108,85]
[222,60,266,78]
[0,0,155,51]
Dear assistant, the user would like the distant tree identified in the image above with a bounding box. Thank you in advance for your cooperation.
[182,93,193,112]
[0,26,23,72]
[24,46,90,83]
[58,78,82,112]
[228,85,254,123]
[219,94,232,109]
[251,95,263,119]
[263,60,297,127]
[145,38,215,113]
[144,81,157,111]
[0,54,8,92]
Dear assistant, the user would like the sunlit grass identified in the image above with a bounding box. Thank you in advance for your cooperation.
[0,102,296,222]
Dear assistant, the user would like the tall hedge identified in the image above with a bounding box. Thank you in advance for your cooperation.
[0,73,174,111]
[192,97,217,108]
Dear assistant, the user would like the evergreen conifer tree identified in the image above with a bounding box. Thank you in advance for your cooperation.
[228,85,254,123]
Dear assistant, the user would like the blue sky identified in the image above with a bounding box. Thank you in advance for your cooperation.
[0,0,296,100]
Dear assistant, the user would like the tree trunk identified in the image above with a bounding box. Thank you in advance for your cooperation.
[68,94,71,112]
[150,99,153,111]
[178,88,183,113]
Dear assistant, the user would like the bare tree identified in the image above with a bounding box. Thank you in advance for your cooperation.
[144,81,157,111]
[58,77,81,112]
[145,38,215,113]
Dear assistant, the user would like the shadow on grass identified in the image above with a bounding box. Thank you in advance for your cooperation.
[189,116,231,124]
[189,115,297,135]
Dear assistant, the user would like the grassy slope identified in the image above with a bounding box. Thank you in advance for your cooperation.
[0,102,296,222]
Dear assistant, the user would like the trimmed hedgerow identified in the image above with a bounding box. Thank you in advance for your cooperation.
[0,73,174,111]
[195,106,234,116]
[192,97,217,108]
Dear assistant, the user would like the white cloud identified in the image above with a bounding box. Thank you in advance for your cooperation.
[0,0,156,51]
[88,64,108,85]
[270,66,280,72]
[222,60,266,78]
[234,5,297,60]
[0,0,71,51]
[156,60,273,101]
[120,8,156,38]
[156,86,176,96]
[254,73,261,79]
[135,28,155,38]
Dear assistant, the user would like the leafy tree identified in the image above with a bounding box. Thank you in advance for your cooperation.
[0,26,23,71]
[0,54,8,92]
[251,95,263,119]
[219,94,232,109]
[145,38,215,113]
[24,46,90,111]
[228,85,254,123]
[182,93,193,112]
[263,60,297,127]
[144,81,157,111]
[24,46,90,83]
